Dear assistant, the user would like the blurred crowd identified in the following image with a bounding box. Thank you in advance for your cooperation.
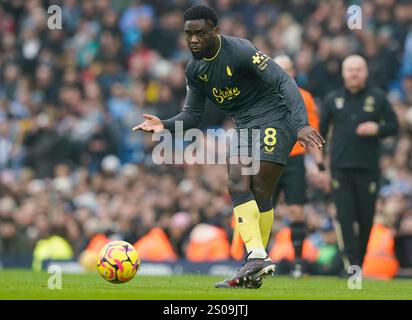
[0,0,412,275]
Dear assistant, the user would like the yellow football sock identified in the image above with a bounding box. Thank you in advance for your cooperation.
[259,209,275,249]
[233,200,264,253]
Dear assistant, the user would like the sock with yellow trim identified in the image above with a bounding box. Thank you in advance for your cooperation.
[232,192,266,259]
[256,199,275,249]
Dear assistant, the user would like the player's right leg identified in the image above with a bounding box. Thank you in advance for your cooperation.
[248,160,288,283]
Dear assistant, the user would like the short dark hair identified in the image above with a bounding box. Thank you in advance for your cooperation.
[183,5,218,27]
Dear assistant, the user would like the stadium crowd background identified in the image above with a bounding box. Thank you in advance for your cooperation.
[0,0,411,276]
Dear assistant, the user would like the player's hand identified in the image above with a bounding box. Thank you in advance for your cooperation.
[356,121,379,136]
[297,126,325,151]
[132,114,165,133]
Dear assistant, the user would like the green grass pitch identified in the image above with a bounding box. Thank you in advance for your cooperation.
[0,269,411,300]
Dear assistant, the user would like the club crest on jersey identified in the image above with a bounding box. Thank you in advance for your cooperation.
[335,97,344,109]
[198,74,208,82]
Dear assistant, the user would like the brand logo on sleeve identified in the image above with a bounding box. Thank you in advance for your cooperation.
[252,51,270,71]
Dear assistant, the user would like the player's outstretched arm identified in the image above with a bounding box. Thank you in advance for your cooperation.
[161,78,206,132]
[132,77,206,134]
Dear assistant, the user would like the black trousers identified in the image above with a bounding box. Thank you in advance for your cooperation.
[331,169,379,269]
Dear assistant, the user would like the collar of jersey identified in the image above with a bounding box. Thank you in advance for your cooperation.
[203,35,221,62]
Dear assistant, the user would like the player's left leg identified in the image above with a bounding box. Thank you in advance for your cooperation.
[249,160,286,281]
[245,115,297,285]
[251,161,285,251]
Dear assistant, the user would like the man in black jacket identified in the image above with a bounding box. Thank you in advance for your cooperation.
[320,55,399,273]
